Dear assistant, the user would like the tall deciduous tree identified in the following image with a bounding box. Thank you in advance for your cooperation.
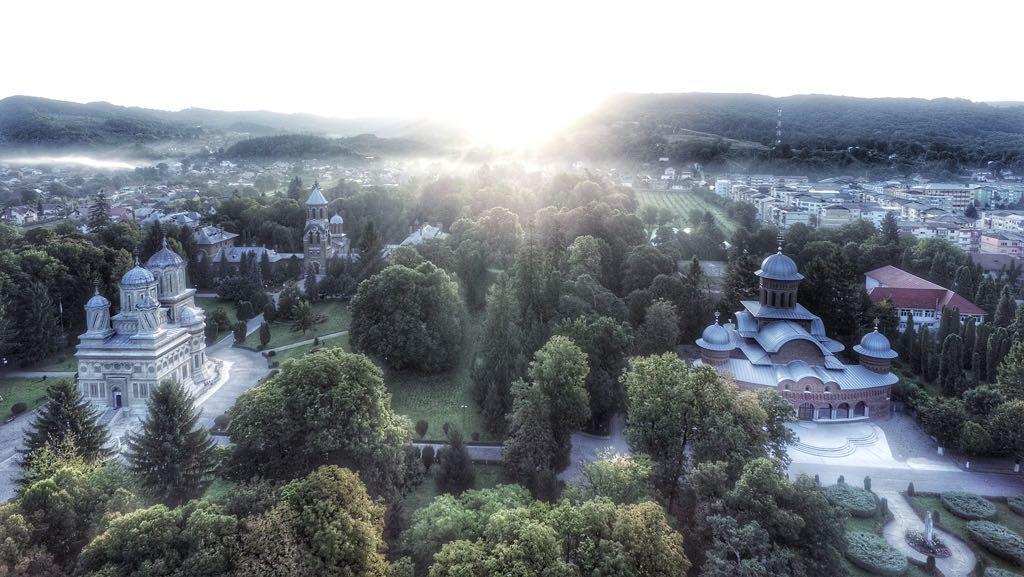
[634,299,680,356]
[126,380,217,505]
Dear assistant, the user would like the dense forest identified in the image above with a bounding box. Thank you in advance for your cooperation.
[222,134,428,159]
[550,93,1024,175]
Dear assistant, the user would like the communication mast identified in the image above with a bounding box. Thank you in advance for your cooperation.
[775,108,783,147]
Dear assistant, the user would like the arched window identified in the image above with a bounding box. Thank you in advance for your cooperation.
[817,404,833,420]
[854,401,867,417]
[837,403,850,419]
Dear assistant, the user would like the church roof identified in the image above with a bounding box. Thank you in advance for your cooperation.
[146,238,185,268]
[853,329,899,359]
[86,288,110,309]
[121,264,155,287]
[330,214,344,224]
[193,225,239,246]
[306,185,328,206]
[756,250,804,281]
[708,358,898,391]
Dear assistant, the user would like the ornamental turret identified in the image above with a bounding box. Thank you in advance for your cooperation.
[853,320,898,374]
[696,312,734,366]
[755,241,803,309]
[84,284,113,338]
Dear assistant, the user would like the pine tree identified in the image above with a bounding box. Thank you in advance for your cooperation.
[917,326,930,376]
[719,251,759,314]
[126,380,217,505]
[502,379,557,499]
[962,319,976,370]
[902,312,916,365]
[17,281,63,363]
[987,331,1005,383]
[974,323,991,383]
[304,267,319,302]
[975,277,998,315]
[435,427,474,495]
[472,273,526,431]
[87,191,111,231]
[939,334,966,396]
[952,266,975,301]
[259,321,271,349]
[21,379,109,465]
[994,286,1017,327]
[881,212,901,245]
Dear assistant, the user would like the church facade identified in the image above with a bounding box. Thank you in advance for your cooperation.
[75,240,212,411]
[696,247,898,421]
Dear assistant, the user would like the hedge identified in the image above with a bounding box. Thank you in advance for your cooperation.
[942,491,998,520]
[826,483,878,518]
[984,568,1023,577]
[845,531,908,576]
[966,521,1024,566]
[1009,496,1024,517]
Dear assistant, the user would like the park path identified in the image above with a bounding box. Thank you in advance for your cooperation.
[878,490,976,577]
[2,371,76,378]
[266,331,347,353]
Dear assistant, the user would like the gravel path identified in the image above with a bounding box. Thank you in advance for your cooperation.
[878,490,976,577]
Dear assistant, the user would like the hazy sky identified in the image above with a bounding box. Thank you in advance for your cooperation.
[2,0,1019,140]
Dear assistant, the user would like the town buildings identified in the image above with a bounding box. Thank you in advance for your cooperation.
[864,266,986,331]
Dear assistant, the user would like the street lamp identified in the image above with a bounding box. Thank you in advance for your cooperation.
[459,404,468,437]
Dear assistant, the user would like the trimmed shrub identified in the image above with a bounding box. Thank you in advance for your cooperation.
[967,521,1024,566]
[10,402,27,415]
[984,568,1022,577]
[908,482,916,497]
[864,476,872,492]
[213,414,231,430]
[826,483,878,518]
[415,420,428,439]
[845,531,908,576]
[1009,496,1024,517]
[942,491,998,520]
[421,445,435,471]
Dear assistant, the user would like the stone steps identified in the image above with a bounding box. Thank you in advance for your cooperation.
[791,427,879,457]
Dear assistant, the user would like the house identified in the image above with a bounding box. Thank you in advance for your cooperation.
[970,253,1023,281]
[979,231,1024,257]
[192,226,239,260]
[864,265,986,331]
[1,206,38,225]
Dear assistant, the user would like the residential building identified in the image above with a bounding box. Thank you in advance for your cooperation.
[864,265,986,331]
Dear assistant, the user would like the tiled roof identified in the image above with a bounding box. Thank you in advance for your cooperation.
[865,265,986,315]
[707,358,898,390]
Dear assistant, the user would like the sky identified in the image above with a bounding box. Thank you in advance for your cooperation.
[2,0,1020,143]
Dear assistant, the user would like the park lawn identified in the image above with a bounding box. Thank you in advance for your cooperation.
[269,334,351,366]
[0,377,51,418]
[909,494,1024,573]
[401,463,504,514]
[384,311,491,443]
[840,497,894,577]
[263,301,351,350]
[22,349,79,373]
[635,190,738,235]
[195,297,239,326]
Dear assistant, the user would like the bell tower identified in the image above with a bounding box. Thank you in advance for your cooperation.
[303,181,330,275]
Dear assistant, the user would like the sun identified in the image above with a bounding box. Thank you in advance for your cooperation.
[450,88,603,150]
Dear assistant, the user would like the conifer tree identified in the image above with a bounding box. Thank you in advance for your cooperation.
[975,277,999,315]
[87,191,111,230]
[21,379,109,465]
[719,250,760,315]
[259,321,271,349]
[435,427,474,495]
[962,319,976,370]
[917,326,930,376]
[997,340,1024,401]
[939,334,966,396]
[994,285,1017,327]
[952,265,976,302]
[987,330,1005,383]
[17,281,63,363]
[472,273,526,431]
[902,312,917,366]
[126,380,217,505]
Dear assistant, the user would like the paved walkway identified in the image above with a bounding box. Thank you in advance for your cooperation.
[2,371,76,378]
[412,442,502,462]
[267,331,347,353]
[879,490,976,577]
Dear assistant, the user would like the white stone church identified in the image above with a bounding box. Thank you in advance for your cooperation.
[75,239,212,411]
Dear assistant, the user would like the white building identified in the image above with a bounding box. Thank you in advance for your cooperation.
[76,241,212,412]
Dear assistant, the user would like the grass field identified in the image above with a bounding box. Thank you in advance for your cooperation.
[840,496,933,577]
[635,190,738,235]
[910,494,1024,573]
[194,297,240,327]
[0,377,51,418]
[385,310,490,443]
[21,349,78,373]
[401,463,504,514]
[269,334,351,366]
[262,301,351,350]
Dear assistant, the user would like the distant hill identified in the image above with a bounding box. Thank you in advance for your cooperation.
[222,133,428,159]
[0,95,452,149]
[554,93,1024,175]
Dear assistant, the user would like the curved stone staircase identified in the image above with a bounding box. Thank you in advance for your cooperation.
[790,426,879,457]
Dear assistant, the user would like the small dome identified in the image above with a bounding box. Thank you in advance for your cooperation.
[121,265,155,287]
[179,307,199,325]
[756,250,804,281]
[697,318,734,351]
[330,214,344,224]
[146,238,184,268]
[853,329,898,359]
[306,184,328,206]
[86,289,110,309]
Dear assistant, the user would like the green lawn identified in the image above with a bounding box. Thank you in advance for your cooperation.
[21,349,78,373]
[194,296,240,327]
[910,494,1024,573]
[0,377,52,418]
[269,334,351,366]
[635,190,739,234]
[263,301,351,350]
[401,463,504,514]
[384,311,491,443]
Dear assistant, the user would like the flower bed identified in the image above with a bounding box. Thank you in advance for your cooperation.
[826,482,877,518]
[984,567,1023,577]
[845,531,908,576]
[1009,496,1024,517]
[905,529,951,558]
[942,491,998,520]
[966,521,1024,566]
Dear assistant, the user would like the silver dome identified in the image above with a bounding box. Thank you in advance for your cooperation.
[330,214,344,224]
[697,318,734,351]
[853,329,898,359]
[179,306,199,325]
[146,238,184,268]
[756,250,804,281]
[121,265,155,287]
[85,289,110,309]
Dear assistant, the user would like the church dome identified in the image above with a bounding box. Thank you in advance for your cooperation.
[853,329,898,359]
[306,184,328,206]
[86,289,110,309]
[756,250,804,281]
[330,214,344,224]
[697,315,734,351]
[146,238,184,268]
[121,265,155,287]
[179,306,200,325]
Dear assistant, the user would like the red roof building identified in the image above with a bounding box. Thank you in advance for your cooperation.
[864,265,986,331]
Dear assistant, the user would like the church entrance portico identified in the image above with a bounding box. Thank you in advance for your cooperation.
[111,386,123,409]
[798,402,814,421]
